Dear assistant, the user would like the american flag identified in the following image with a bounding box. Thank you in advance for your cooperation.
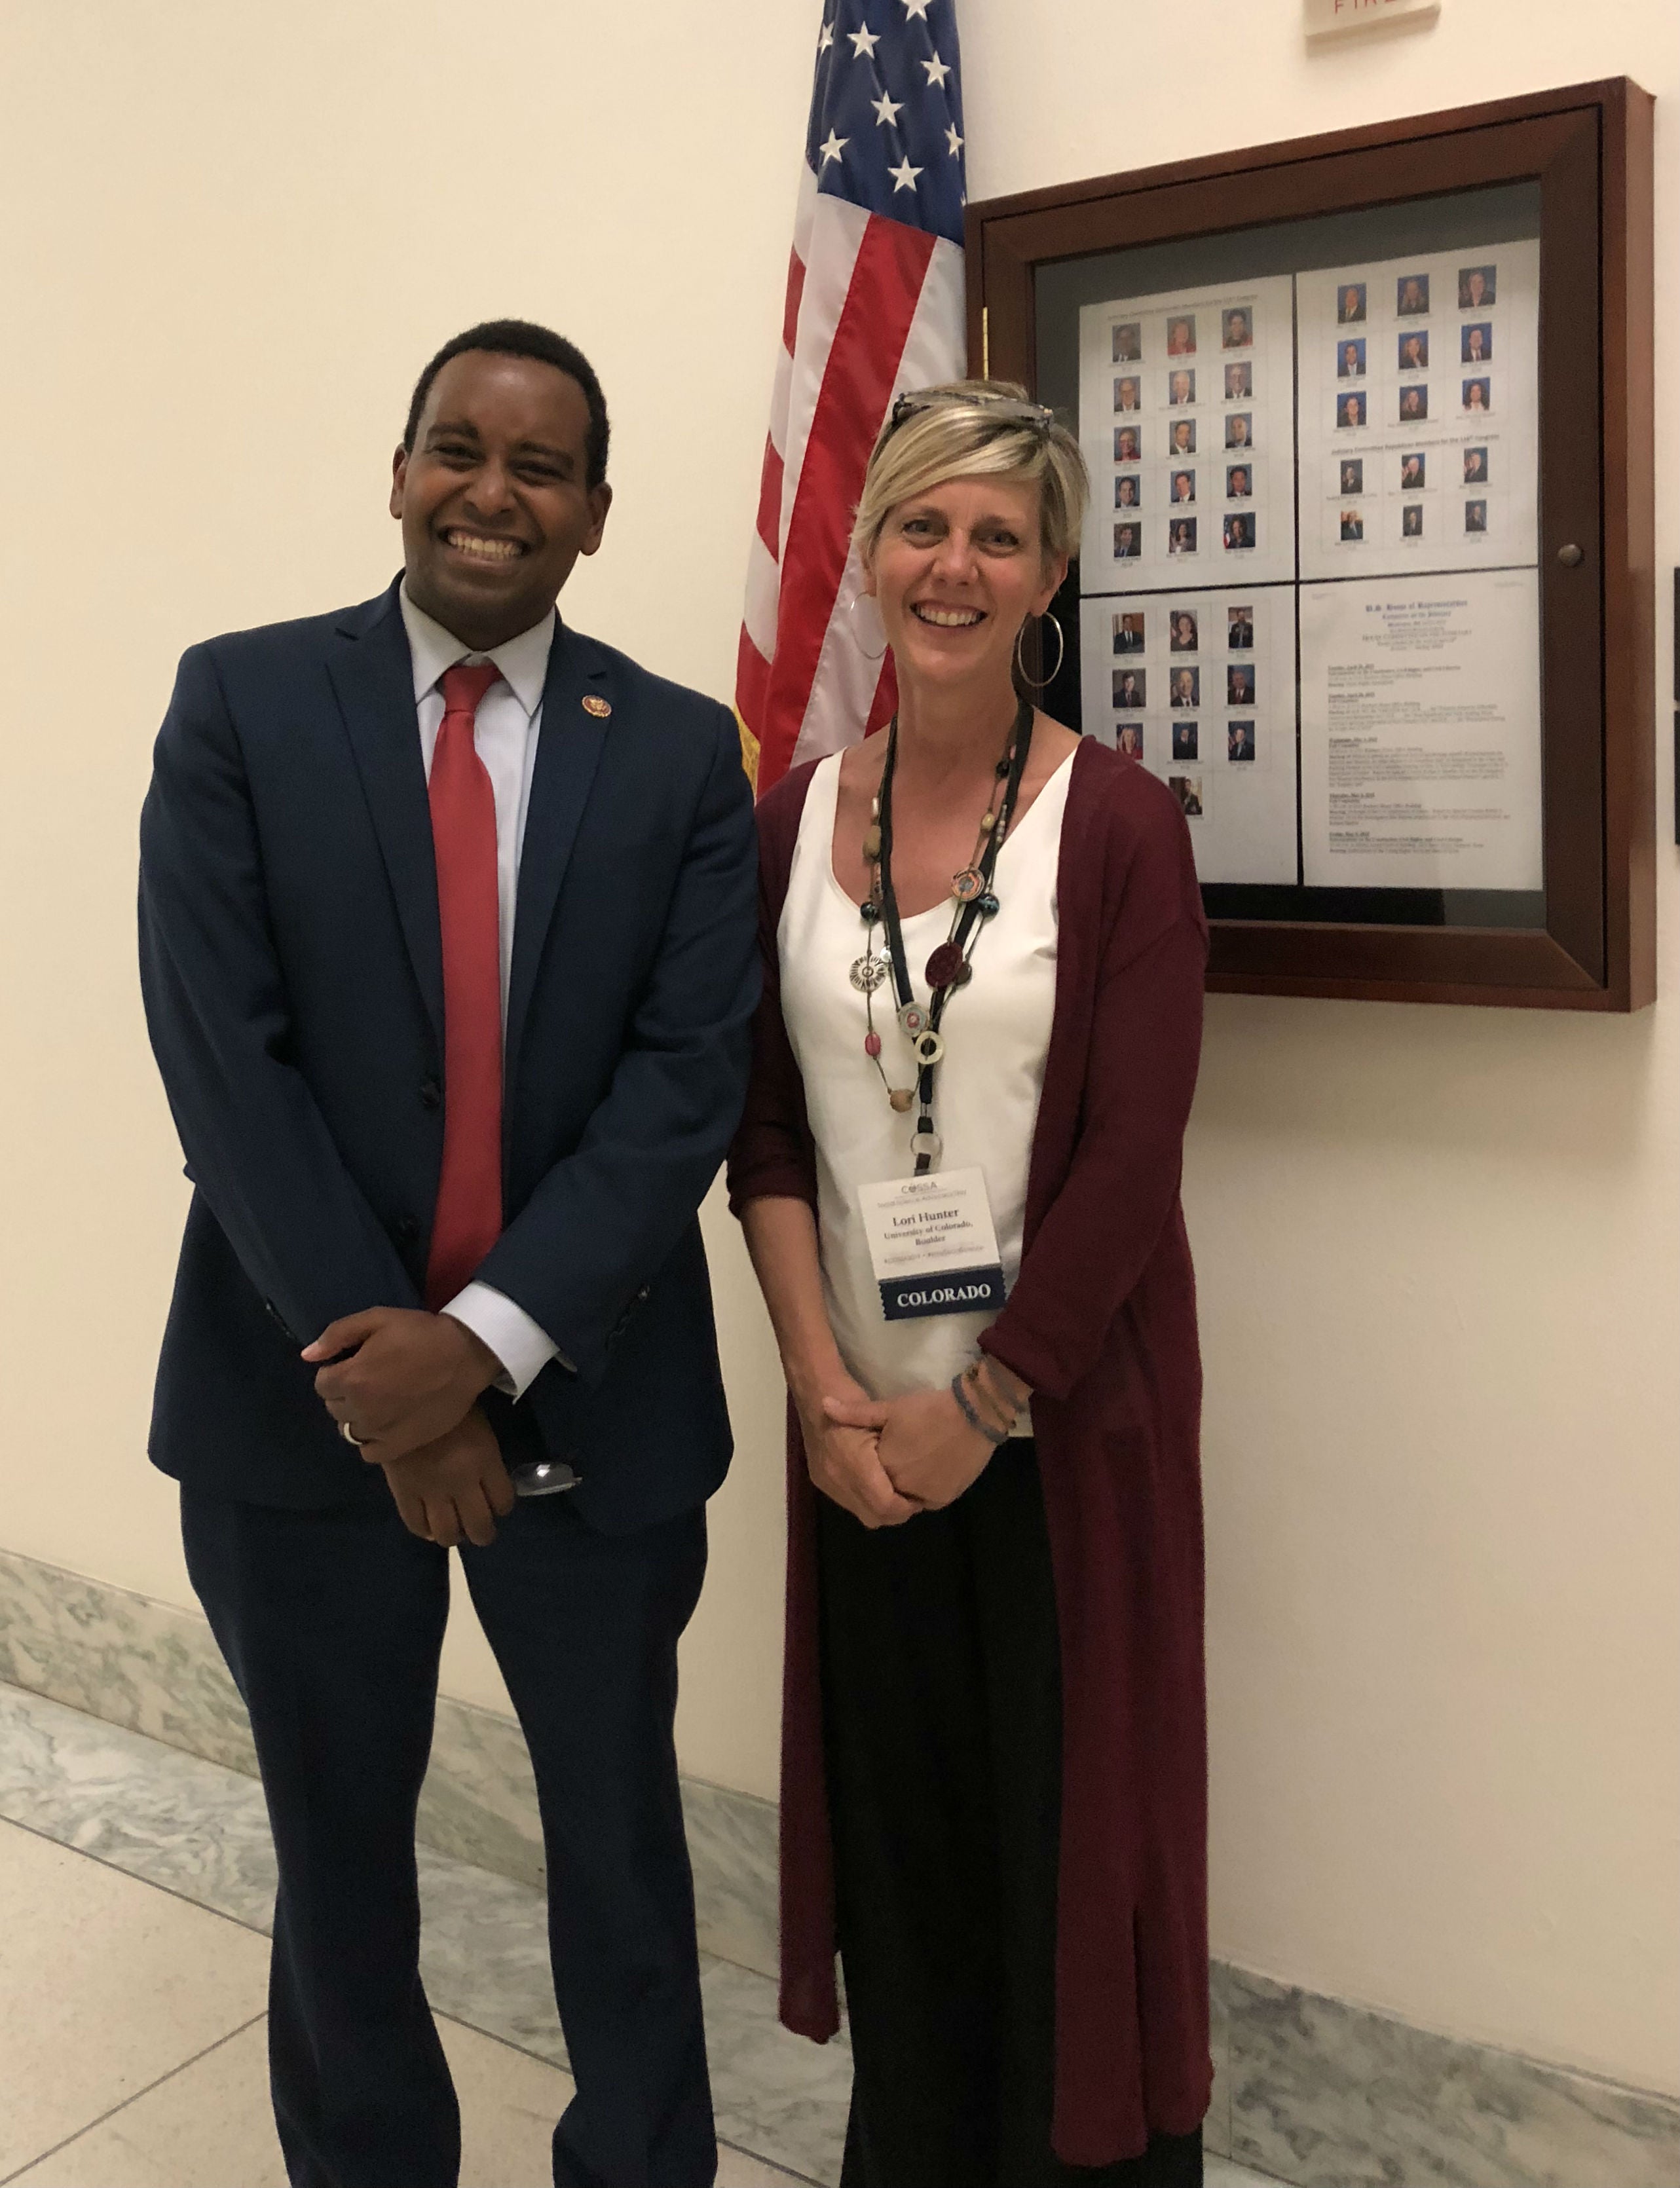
[736,1,967,796]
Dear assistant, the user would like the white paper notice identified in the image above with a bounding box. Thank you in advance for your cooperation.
[1079,277,1296,591]
[1080,585,1297,885]
[1299,570,1542,890]
[1296,242,1538,582]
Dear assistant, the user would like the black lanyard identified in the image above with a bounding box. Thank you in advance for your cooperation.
[875,697,1034,1176]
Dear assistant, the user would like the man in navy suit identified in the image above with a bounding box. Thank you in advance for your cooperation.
[139,320,758,2188]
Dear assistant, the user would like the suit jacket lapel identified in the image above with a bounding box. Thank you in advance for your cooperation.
[506,623,613,1083]
[326,583,445,1045]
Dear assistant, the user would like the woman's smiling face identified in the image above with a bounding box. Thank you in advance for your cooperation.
[864,473,1064,693]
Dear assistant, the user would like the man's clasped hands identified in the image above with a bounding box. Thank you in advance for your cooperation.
[301,1308,513,1549]
[803,1352,1031,1530]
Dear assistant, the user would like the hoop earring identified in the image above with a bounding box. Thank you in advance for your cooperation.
[1014,610,1065,691]
[847,591,888,663]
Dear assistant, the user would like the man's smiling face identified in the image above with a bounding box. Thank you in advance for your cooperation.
[390,350,611,650]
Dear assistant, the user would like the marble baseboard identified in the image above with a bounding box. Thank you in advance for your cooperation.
[1225,1963,1680,2188]
[5,1547,1677,2188]
[0,1546,780,1980]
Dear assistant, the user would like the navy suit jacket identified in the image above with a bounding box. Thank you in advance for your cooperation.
[139,578,758,1532]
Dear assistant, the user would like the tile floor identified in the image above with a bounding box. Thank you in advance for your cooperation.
[0,1681,1278,2188]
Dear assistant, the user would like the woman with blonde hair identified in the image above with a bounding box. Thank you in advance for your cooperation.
[729,382,1210,2185]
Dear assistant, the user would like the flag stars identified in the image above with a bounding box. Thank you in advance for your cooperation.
[945,123,963,157]
[901,0,934,15]
[817,19,834,49]
[819,128,848,166]
[922,52,951,87]
[888,153,924,193]
[871,89,904,127]
[848,22,882,58]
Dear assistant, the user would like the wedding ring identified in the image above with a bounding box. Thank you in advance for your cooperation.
[339,1419,365,1448]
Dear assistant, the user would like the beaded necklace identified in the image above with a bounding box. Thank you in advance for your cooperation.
[848,696,1035,1177]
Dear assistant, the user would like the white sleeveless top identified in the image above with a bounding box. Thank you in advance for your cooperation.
[778,747,1074,1408]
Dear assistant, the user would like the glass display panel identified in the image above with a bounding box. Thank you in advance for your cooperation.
[1036,184,1545,929]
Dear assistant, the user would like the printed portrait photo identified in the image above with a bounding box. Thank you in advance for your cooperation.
[1113,322,1142,362]
[1225,412,1252,449]
[1463,377,1491,413]
[1169,610,1199,654]
[1170,470,1196,506]
[1226,464,1253,499]
[1337,282,1367,324]
[1396,273,1430,316]
[1461,323,1493,363]
[1115,426,1141,462]
[1168,369,1196,407]
[1222,307,1253,350]
[1227,664,1256,707]
[1337,339,1366,379]
[1169,418,1197,457]
[1113,611,1146,654]
[1399,451,1426,491]
[1398,384,1428,422]
[1339,458,1364,495]
[1227,720,1256,762]
[1170,667,1200,708]
[1172,721,1199,761]
[1398,331,1429,372]
[1337,392,1367,429]
[1227,604,1254,649]
[1168,775,1203,817]
[1167,518,1198,556]
[1113,667,1147,709]
[1115,473,1141,509]
[1339,509,1364,542]
[1402,504,1424,538]
[1113,521,1142,558]
[1113,375,1142,412]
[1463,445,1489,484]
[1224,361,1253,400]
[1223,513,1256,550]
[1117,721,1144,758]
[1458,265,1497,310]
[1167,315,1197,356]
[1465,499,1488,534]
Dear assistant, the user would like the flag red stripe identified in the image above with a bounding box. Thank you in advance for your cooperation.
[755,217,935,791]
[755,437,783,561]
[781,246,806,358]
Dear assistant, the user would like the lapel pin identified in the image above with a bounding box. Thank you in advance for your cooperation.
[582,694,612,718]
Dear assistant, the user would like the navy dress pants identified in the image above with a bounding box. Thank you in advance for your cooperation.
[181,1481,715,2188]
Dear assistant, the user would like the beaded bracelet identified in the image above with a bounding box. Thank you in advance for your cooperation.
[950,1370,1010,1447]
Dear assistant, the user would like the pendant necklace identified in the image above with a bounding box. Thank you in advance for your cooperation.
[848,695,1034,1176]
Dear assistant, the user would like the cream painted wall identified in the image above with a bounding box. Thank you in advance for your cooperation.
[0,0,1673,2105]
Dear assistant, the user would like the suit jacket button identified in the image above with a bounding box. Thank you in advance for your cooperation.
[419,1077,443,1111]
[395,1216,420,1244]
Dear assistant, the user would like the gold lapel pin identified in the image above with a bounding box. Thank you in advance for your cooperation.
[582,694,612,718]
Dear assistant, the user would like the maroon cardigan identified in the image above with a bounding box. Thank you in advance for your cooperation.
[726,737,1211,2166]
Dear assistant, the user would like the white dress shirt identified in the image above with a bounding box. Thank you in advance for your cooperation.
[398,584,562,1399]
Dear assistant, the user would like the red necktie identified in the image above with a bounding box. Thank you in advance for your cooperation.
[425,661,504,1309]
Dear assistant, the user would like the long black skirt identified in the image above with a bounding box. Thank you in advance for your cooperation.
[815,1437,1203,2188]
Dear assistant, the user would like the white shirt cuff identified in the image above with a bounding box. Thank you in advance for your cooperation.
[443,1283,566,1400]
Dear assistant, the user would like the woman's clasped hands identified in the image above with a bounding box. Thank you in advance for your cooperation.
[809,1357,1030,1527]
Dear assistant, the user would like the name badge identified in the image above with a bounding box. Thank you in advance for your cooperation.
[858,1168,1007,1322]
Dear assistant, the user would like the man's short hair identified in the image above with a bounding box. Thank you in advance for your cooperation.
[403,319,610,487]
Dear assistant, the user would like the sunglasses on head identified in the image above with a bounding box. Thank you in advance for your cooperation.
[887,390,1057,436]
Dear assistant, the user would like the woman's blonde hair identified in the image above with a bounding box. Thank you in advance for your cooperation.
[852,380,1089,569]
